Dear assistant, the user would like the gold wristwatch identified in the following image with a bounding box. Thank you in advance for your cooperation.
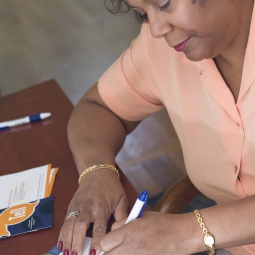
[204,232,215,255]
[194,209,216,255]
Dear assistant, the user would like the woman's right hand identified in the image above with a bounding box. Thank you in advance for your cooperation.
[58,168,129,255]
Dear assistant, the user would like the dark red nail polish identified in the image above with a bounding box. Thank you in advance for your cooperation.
[89,249,96,255]
[64,249,69,255]
[71,252,77,255]
[58,241,63,251]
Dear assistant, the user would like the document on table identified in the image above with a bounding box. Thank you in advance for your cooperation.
[48,237,104,255]
[0,164,58,210]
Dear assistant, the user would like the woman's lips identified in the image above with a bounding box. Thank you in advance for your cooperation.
[173,37,191,52]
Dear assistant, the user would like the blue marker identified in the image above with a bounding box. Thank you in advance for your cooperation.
[0,113,51,131]
[125,190,148,224]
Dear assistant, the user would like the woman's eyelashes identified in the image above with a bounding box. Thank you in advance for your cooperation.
[140,0,170,22]
[132,0,171,22]
[159,0,170,10]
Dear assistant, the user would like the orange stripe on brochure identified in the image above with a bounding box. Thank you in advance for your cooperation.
[44,164,51,198]
[48,168,59,196]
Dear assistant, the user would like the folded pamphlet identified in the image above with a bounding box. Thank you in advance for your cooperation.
[0,164,58,238]
[0,164,58,210]
[0,196,54,239]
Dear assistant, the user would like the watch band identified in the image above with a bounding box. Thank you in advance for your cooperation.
[194,209,216,255]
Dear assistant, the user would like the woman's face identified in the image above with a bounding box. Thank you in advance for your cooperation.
[127,0,246,61]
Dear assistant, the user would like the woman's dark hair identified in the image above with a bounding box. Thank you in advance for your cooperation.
[104,0,148,23]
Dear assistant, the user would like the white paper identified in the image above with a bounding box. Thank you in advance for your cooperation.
[0,165,50,210]
[59,237,104,255]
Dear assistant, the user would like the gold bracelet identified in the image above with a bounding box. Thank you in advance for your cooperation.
[194,209,216,255]
[78,164,119,184]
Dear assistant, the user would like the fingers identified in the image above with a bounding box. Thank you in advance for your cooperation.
[57,180,129,255]
[111,196,128,232]
[90,213,109,254]
[71,213,91,254]
[111,218,126,231]
[100,227,126,253]
[58,209,92,255]
[113,196,128,222]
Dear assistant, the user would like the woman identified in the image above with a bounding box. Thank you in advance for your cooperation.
[58,0,255,254]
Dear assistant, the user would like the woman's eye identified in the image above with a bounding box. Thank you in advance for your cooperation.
[159,1,170,10]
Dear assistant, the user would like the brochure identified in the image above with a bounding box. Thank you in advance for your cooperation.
[0,164,58,210]
[0,196,54,239]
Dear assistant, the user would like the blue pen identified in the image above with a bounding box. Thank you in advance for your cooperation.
[0,113,51,131]
[125,190,147,224]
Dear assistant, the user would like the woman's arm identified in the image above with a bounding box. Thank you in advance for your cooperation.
[195,194,255,251]
[58,82,140,255]
[100,195,255,254]
[68,82,140,175]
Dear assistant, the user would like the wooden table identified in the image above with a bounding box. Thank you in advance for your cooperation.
[0,80,139,255]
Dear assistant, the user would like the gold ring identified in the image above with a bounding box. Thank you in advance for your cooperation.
[67,211,80,219]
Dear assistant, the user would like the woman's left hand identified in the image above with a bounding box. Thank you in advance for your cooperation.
[99,211,201,255]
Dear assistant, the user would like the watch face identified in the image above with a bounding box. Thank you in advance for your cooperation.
[204,235,214,246]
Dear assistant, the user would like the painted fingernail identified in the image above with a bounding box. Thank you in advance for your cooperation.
[89,249,96,255]
[64,249,69,255]
[71,252,77,255]
[58,241,63,251]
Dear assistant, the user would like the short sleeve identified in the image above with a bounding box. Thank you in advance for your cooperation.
[97,24,164,121]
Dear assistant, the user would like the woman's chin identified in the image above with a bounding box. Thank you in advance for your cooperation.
[183,50,208,62]
[182,44,216,62]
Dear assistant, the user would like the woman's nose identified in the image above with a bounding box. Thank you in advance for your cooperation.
[149,13,174,39]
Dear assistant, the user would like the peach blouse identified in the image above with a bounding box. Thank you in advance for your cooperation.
[98,5,255,255]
